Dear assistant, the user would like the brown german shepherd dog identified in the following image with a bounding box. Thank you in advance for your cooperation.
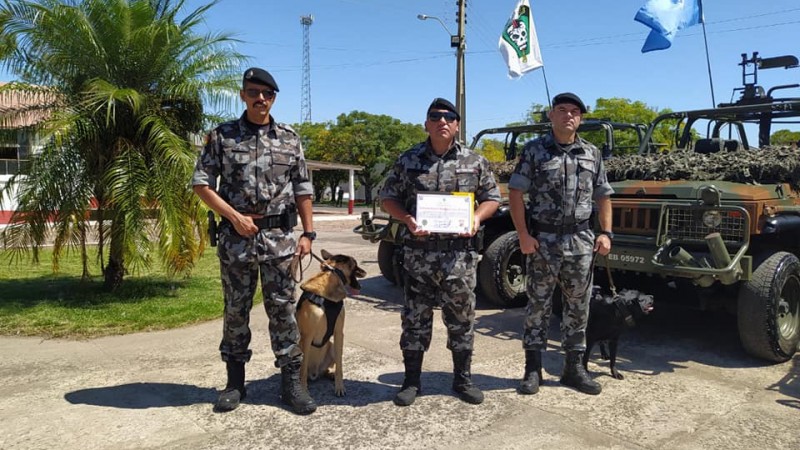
[296,250,366,396]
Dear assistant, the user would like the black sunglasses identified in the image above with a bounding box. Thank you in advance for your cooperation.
[244,88,276,99]
[427,111,458,123]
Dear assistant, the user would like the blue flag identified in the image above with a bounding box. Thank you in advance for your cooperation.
[635,0,703,53]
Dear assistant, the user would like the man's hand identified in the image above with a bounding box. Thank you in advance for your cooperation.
[459,216,481,237]
[296,235,312,257]
[594,234,612,256]
[404,215,430,237]
[519,232,539,255]
[233,213,260,237]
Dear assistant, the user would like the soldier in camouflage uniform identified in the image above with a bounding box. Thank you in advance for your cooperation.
[380,98,500,407]
[192,67,318,415]
[508,93,614,396]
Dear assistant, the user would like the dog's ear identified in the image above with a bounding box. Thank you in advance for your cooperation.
[321,249,333,260]
[355,266,367,278]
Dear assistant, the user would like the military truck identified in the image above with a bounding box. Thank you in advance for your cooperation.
[353,119,647,307]
[601,52,800,362]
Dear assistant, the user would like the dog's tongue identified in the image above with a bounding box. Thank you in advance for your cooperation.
[347,287,360,296]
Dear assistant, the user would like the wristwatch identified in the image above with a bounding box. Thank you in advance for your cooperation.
[301,231,317,241]
[599,230,614,240]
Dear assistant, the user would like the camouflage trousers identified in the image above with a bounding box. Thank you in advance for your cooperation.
[400,248,478,352]
[523,249,593,352]
[217,233,301,368]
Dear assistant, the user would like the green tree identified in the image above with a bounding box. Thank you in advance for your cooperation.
[523,102,548,124]
[771,129,800,146]
[326,111,425,204]
[293,121,340,202]
[586,98,673,153]
[0,0,244,290]
[475,138,505,162]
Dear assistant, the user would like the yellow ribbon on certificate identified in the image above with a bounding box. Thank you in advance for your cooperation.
[415,191,475,234]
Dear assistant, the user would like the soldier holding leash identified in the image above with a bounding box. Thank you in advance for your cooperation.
[381,98,500,407]
[509,92,614,396]
[192,67,318,415]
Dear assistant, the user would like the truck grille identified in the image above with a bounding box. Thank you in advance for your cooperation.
[612,206,660,236]
[664,206,747,243]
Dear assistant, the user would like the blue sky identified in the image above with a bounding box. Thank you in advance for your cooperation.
[10,0,800,139]
[211,0,795,140]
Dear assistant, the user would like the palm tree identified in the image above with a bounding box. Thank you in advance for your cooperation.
[0,0,245,290]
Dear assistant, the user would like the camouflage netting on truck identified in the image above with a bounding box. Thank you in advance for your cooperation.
[603,146,800,189]
[488,146,800,189]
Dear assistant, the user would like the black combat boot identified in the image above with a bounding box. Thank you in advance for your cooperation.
[280,359,317,415]
[559,350,602,395]
[518,350,542,395]
[214,360,246,412]
[394,350,424,406]
[452,350,484,405]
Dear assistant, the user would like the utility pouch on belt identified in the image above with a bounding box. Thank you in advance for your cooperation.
[222,207,298,234]
[252,210,297,232]
[208,211,218,247]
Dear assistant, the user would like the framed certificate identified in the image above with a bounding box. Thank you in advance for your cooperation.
[416,191,474,234]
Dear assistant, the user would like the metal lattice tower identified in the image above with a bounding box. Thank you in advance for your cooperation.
[300,14,313,123]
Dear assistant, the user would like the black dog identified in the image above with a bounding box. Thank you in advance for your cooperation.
[583,287,654,379]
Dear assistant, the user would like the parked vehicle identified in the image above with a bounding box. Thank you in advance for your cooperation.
[601,52,800,362]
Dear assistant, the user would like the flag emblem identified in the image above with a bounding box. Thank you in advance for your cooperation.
[498,0,543,79]
[501,5,531,61]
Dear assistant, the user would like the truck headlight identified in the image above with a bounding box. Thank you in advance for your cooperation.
[702,210,723,228]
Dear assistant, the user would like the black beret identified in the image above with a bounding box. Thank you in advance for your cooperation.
[552,92,587,113]
[427,97,460,120]
[242,67,279,92]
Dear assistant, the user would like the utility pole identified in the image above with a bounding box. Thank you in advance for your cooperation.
[455,0,466,143]
[300,14,313,123]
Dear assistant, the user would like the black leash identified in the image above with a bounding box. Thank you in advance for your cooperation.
[290,250,348,287]
[604,258,637,327]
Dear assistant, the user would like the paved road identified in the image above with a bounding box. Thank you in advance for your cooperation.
[1,220,799,450]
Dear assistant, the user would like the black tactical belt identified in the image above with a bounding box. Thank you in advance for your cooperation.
[533,220,590,235]
[221,212,297,232]
[404,236,477,251]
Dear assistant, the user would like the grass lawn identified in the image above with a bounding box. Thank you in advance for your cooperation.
[0,246,229,338]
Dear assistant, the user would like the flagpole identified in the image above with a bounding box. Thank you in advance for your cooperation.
[700,1,716,107]
[541,65,552,109]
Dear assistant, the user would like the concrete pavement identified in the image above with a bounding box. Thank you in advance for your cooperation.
[1,224,799,450]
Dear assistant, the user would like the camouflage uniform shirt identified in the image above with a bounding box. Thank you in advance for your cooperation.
[191,112,313,258]
[380,140,501,237]
[508,133,613,255]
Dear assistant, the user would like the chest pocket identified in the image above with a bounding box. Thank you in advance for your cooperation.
[456,168,479,192]
[271,150,295,182]
[575,156,597,218]
[533,157,563,193]
[576,156,596,194]
[222,139,251,167]
[408,167,437,192]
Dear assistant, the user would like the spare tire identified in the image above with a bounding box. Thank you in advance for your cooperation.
[377,240,403,286]
[478,231,527,307]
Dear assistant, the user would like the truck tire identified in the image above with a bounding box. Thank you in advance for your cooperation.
[378,240,403,285]
[478,231,527,307]
[737,251,800,362]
